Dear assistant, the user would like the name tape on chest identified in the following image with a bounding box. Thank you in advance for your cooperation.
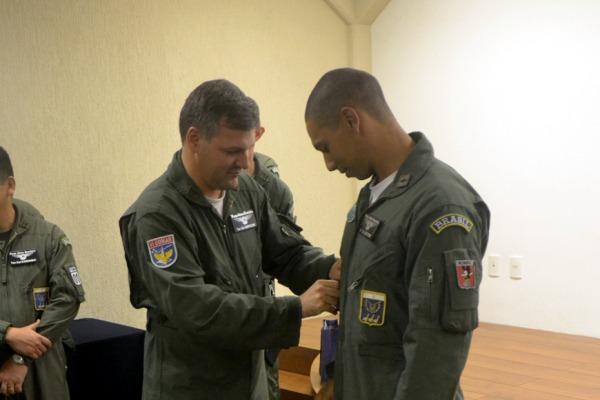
[231,210,257,233]
[359,214,382,240]
[147,234,178,268]
[359,290,386,327]
[430,214,473,234]
[9,250,38,266]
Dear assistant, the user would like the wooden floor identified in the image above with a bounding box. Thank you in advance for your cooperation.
[299,318,600,400]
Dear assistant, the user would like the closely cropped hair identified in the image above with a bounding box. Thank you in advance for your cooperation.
[0,146,14,183]
[305,68,393,128]
[179,79,260,142]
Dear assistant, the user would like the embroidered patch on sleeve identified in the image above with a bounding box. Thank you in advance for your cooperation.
[147,234,178,268]
[430,214,473,234]
[33,287,50,310]
[359,290,386,326]
[60,236,72,247]
[69,266,83,286]
[456,260,476,289]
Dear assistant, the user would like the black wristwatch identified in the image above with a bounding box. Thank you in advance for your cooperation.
[11,354,25,365]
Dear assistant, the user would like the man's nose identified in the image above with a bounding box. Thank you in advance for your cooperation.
[324,154,336,172]
[238,150,251,169]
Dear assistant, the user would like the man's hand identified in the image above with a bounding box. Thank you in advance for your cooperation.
[300,280,340,317]
[315,379,334,400]
[5,320,52,359]
[0,358,27,396]
[328,258,342,281]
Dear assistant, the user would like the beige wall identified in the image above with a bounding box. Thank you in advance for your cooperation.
[1,0,357,328]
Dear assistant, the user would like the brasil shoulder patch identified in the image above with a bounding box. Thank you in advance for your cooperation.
[430,214,473,234]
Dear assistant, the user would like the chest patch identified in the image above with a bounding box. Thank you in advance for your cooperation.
[33,287,50,310]
[359,290,386,327]
[430,214,473,234]
[456,260,476,289]
[9,250,38,266]
[231,210,257,232]
[147,234,178,268]
[359,214,382,240]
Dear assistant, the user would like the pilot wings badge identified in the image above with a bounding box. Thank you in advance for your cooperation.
[359,290,386,326]
[147,234,177,269]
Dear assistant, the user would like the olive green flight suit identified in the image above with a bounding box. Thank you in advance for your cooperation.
[119,151,334,400]
[335,132,490,400]
[0,201,86,400]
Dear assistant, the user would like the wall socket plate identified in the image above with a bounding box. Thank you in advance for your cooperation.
[510,256,523,279]
[488,254,500,277]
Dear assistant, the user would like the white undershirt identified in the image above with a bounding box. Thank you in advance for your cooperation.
[369,171,397,205]
[206,192,226,217]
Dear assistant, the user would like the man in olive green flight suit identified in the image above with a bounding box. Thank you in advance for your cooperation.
[119,80,341,400]
[305,69,490,400]
[0,147,86,400]
[246,126,300,400]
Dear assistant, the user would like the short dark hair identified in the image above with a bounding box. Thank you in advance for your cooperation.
[0,146,14,183]
[305,68,393,128]
[179,79,260,142]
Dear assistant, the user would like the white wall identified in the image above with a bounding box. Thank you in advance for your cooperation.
[373,0,600,338]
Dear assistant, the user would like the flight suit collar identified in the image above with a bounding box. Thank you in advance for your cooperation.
[361,131,434,207]
[166,151,238,216]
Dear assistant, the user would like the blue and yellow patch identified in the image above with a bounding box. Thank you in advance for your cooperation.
[359,290,386,326]
[147,234,178,268]
[33,287,50,310]
[430,214,473,234]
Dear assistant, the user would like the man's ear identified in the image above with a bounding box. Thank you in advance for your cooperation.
[255,126,265,142]
[340,107,360,133]
[6,176,16,197]
[185,127,204,151]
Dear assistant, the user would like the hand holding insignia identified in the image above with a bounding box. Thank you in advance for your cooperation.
[299,280,340,318]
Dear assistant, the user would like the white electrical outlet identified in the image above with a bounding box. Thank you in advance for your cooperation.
[488,255,500,277]
[510,256,523,279]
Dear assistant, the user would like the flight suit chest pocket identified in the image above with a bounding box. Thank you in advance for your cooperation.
[441,248,481,333]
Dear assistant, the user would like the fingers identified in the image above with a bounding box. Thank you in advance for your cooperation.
[328,259,342,281]
[300,279,340,318]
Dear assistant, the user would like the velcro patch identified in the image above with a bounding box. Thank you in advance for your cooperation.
[456,260,476,289]
[9,250,38,266]
[359,290,386,326]
[69,266,83,286]
[33,287,50,310]
[359,214,382,240]
[431,214,473,234]
[231,210,257,233]
[147,234,178,268]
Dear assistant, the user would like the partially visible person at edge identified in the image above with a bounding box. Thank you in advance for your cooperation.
[0,146,86,399]
[246,125,301,400]
[305,68,490,400]
[119,79,341,400]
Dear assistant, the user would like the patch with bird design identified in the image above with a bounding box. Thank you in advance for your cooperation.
[359,290,386,327]
[147,234,178,268]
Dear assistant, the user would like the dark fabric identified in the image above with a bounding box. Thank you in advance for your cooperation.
[66,318,144,400]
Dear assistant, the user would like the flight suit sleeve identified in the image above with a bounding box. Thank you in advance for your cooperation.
[394,203,489,399]
[120,211,305,351]
[36,226,85,344]
[259,199,334,295]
